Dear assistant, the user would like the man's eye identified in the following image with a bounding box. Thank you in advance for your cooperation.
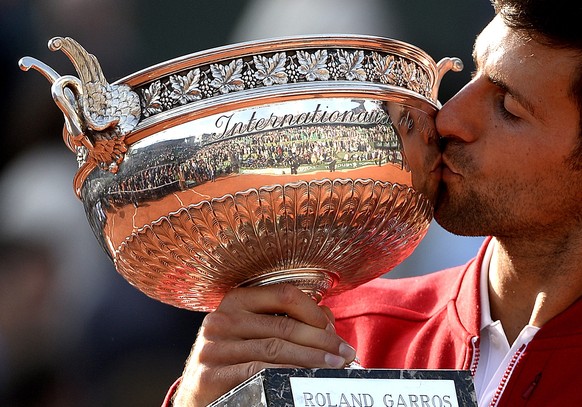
[496,94,519,121]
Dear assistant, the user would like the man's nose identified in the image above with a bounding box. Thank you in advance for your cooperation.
[436,80,480,144]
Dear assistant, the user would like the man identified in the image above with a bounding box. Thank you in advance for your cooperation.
[168,0,582,405]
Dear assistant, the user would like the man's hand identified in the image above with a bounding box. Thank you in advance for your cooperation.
[172,284,357,406]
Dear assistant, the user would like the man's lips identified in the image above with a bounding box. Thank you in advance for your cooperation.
[440,155,461,180]
[429,155,445,180]
[430,156,443,174]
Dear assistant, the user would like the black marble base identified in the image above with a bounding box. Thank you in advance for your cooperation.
[209,368,477,407]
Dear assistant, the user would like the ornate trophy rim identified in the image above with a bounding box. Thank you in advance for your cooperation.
[120,34,442,91]
[105,35,455,190]
[20,34,462,194]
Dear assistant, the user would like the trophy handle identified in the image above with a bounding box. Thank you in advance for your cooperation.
[19,57,87,145]
[52,75,93,148]
[433,57,464,102]
[19,37,141,175]
[18,56,60,82]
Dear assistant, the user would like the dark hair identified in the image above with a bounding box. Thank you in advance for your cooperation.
[492,0,582,158]
[492,0,582,48]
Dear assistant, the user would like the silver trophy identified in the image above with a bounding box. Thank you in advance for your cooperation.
[19,35,462,312]
[21,36,479,407]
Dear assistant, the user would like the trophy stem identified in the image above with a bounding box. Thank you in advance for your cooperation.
[238,268,337,303]
[240,268,363,369]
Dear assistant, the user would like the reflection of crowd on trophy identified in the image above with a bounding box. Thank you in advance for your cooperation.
[224,125,403,173]
[107,124,405,205]
[107,146,226,205]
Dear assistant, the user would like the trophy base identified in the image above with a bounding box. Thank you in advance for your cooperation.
[209,368,477,407]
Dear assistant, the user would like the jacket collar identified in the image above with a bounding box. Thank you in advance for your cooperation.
[453,236,492,337]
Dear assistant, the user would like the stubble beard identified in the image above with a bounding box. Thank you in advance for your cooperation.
[433,172,519,238]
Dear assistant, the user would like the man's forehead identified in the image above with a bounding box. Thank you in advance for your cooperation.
[473,15,511,66]
[471,15,537,82]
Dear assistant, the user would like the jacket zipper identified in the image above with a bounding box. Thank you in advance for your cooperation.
[488,343,528,407]
[469,336,480,377]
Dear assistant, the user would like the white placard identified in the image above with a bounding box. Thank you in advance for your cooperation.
[290,377,459,407]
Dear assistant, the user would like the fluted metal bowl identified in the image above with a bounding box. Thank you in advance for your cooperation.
[20,35,461,311]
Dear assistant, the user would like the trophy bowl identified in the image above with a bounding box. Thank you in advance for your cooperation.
[20,35,462,312]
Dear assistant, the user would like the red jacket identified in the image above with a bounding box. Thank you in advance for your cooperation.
[324,238,582,406]
[162,239,582,406]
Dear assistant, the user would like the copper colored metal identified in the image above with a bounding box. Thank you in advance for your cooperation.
[20,35,462,311]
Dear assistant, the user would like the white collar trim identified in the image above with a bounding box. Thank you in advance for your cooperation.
[480,238,496,330]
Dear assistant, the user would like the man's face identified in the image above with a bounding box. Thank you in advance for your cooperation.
[434,14,582,239]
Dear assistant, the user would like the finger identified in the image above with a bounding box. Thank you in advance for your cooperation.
[228,312,344,352]
[202,304,347,357]
[319,305,336,327]
[200,334,351,369]
[221,284,331,329]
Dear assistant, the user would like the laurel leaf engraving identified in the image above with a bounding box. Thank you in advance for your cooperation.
[170,69,202,104]
[401,59,425,94]
[141,80,164,117]
[337,50,367,81]
[372,52,399,85]
[253,52,288,86]
[297,50,330,81]
[210,59,245,94]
